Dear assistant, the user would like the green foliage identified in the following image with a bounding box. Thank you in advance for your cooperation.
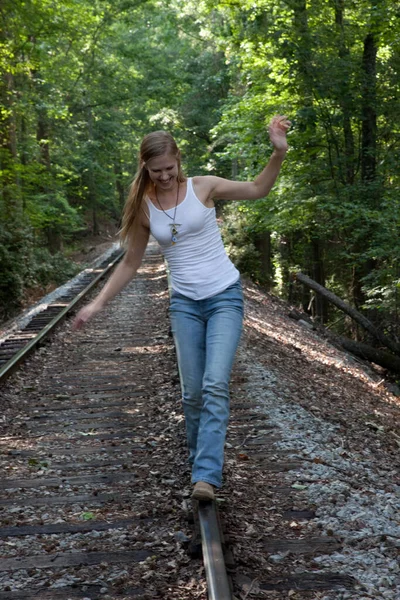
[26,193,83,237]
[0,222,33,319]
[0,0,231,316]
[1,0,400,341]
[81,512,96,521]
[0,241,24,320]
[198,0,400,335]
[220,202,271,286]
[30,248,80,287]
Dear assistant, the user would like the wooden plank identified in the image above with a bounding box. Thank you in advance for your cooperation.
[27,431,146,443]
[49,374,123,381]
[28,458,133,471]
[245,437,279,446]
[263,537,341,554]
[257,461,303,471]
[29,410,142,422]
[232,435,281,445]
[229,423,276,432]
[0,585,145,599]
[282,509,316,520]
[3,431,146,446]
[4,444,144,458]
[231,403,259,410]
[259,572,355,590]
[248,485,295,496]
[0,491,126,507]
[40,384,150,394]
[0,518,137,538]
[31,399,147,412]
[231,451,291,463]
[0,471,136,491]
[0,549,151,572]
[249,452,291,460]
[27,419,141,432]
[230,414,270,422]
[38,391,150,402]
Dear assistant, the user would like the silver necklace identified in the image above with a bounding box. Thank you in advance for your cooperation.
[155,183,181,245]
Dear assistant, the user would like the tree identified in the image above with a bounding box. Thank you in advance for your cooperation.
[0,0,231,317]
[198,0,400,340]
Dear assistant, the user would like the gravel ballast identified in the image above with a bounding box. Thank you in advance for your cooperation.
[0,243,399,599]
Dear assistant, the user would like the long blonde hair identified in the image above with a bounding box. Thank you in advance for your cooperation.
[120,131,185,245]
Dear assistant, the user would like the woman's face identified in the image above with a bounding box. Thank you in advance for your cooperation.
[145,153,179,192]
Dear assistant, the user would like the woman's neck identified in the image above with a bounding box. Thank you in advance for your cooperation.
[151,180,184,210]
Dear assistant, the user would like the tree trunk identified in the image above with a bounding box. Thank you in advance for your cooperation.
[46,228,63,253]
[334,0,355,185]
[231,158,238,179]
[0,70,21,220]
[36,108,51,170]
[291,0,316,131]
[20,116,28,211]
[296,271,400,355]
[289,0,321,316]
[289,307,400,374]
[255,231,273,287]
[351,31,379,312]
[279,235,293,302]
[301,243,313,315]
[361,33,377,184]
[87,105,99,235]
[337,337,400,375]
[114,161,125,210]
[311,237,328,323]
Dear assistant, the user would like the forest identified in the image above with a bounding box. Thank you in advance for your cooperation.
[1,0,399,356]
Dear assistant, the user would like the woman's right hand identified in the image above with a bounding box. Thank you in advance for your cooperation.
[268,115,291,153]
[72,301,103,331]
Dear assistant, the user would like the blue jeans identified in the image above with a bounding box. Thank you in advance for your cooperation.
[169,280,244,488]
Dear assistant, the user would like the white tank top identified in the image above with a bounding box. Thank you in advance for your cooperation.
[146,178,239,300]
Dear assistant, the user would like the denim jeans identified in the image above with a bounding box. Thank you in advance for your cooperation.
[169,279,244,488]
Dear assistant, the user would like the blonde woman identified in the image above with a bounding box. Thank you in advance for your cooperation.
[73,116,290,501]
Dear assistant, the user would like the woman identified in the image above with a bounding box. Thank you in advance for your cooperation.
[73,115,290,501]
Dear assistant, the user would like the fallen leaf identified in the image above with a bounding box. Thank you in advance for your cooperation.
[237,453,249,461]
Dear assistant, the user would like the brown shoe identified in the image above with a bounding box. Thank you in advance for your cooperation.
[192,481,215,501]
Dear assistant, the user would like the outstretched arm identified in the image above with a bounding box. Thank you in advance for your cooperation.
[195,115,290,202]
[72,217,150,330]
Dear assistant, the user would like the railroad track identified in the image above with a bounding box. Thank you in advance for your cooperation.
[0,242,235,600]
[0,247,125,383]
[1,241,388,599]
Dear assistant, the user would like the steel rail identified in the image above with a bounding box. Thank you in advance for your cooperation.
[0,250,125,383]
[198,501,232,600]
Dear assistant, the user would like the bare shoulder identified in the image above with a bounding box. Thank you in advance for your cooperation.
[192,175,222,205]
[192,175,216,192]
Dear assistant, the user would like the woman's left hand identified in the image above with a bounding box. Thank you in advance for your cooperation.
[269,115,291,153]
